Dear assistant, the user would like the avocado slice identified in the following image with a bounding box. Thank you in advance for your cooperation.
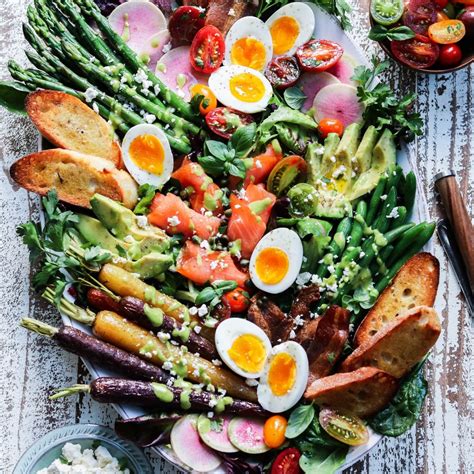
[353,125,378,176]
[350,129,397,201]
[319,133,341,177]
[119,253,173,279]
[314,189,352,219]
[75,214,125,254]
[305,142,325,187]
[90,194,169,252]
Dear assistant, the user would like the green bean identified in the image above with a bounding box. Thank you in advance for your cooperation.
[390,206,407,229]
[386,222,428,266]
[402,171,417,217]
[373,186,397,233]
[386,165,403,191]
[366,176,387,226]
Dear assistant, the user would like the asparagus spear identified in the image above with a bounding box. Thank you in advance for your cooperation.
[76,0,196,122]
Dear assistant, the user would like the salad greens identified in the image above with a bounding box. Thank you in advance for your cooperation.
[370,359,429,436]
[285,403,316,439]
[368,25,416,42]
[284,87,307,110]
[0,80,30,115]
[352,57,424,142]
[133,184,158,215]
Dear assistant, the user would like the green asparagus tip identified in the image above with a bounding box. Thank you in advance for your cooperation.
[50,384,90,400]
[20,317,58,337]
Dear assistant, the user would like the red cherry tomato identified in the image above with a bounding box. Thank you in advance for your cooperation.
[222,287,250,313]
[434,0,449,8]
[296,39,343,72]
[403,0,438,34]
[190,25,225,74]
[205,107,254,139]
[264,56,300,90]
[263,415,288,449]
[318,118,344,139]
[168,6,205,45]
[391,34,440,69]
[271,447,301,474]
[438,43,463,66]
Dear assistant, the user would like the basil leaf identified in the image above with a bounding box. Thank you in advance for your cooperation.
[387,26,416,41]
[212,280,237,292]
[206,140,228,160]
[198,155,223,176]
[284,87,307,110]
[228,161,247,179]
[231,123,257,157]
[286,403,315,439]
[0,80,30,115]
[368,24,389,41]
[369,359,428,436]
[195,286,217,305]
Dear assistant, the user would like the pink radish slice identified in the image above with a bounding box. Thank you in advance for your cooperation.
[327,54,358,85]
[313,83,364,127]
[297,72,340,112]
[108,1,167,53]
[155,46,208,101]
[197,414,238,453]
[136,30,171,73]
[227,417,270,454]
[171,414,222,472]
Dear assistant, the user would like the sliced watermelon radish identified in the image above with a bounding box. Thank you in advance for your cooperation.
[108,1,167,54]
[297,72,340,112]
[227,417,270,454]
[136,29,171,73]
[155,46,208,101]
[327,53,358,85]
[171,414,222,472]
[197,414,239,453]
[313,84,364,127]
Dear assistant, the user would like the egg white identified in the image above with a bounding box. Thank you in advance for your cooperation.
[265,2,315,57]
[224,17,273,72]
[249,228,303,294]
[257,341,309,413]
[208,65,273,114]
[121,124,173,187]
[215,318,272,379]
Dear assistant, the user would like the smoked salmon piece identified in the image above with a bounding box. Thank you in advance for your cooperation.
[148,193,220,240]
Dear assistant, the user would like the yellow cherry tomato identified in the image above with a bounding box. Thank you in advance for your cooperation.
[428,20,466,44]
[263,415,288,449]
[190,84,217,115]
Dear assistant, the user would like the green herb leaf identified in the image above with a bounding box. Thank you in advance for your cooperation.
[369,25,416,42]
[212,280,237,292]
[0,80,30,115]
[286,403,315,439]
[284,87,307,110]
[369,359,428,436]
[198,155,223,176]
[83,246,111,266]
[195,286,217,305]
[299,446,348,474]
[134,183,158,215]
[231,123,257,157]
[206,140,229,160]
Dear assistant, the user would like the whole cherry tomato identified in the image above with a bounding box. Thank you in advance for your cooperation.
[190,84,217,115]
[438,43,463,66]
[222,287,250,313]
[168,6,205,45]
[271,447,301,474]
[434,0,449,8]
[190,25,225,74]
[264,415,288,449]
[428,19,466,44]
[318,118,344,139]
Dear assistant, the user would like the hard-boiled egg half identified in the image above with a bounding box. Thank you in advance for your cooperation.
[249,228,303,294]
[121,124,173,187]
[208,65,272,114]
[215,319,272,379]
[265,2,315,56]
[258,341,309,413]
[224,17,273,72]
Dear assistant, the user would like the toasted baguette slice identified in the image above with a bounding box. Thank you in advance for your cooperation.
[26,90,121,167]
[304,367,398,418]
[341,306,440,378]
[10,149,137,209]
[354,253,439,346]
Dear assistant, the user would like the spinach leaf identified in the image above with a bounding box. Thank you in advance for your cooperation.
[284,87,307,110]
[369,25,416,42]
[369,359,428,436]
[299,446,348,474]
[0,80,30,115]
[286,403,315,439]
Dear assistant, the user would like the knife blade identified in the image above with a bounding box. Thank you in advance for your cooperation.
[437,219,474,317]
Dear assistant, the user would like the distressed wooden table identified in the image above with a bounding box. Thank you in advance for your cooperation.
[1,1,472,472]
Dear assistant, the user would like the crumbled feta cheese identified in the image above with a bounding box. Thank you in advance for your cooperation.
[134,69,148,84]
[112,256,128,264]
[123,235,135,244]
[144,113,156,124]
[162,41,172,54]
[359,251,366,258]
[386,207,399,219]
[228,7,236,16]
[327,265,335,274]
[200,240,210,250]
[380,194,387,201]
[84,87,98,103]
[207,411,214,418]
[92,102,99,114]
[209,260,218,270]
[311,274,322,285]
[167,215,181,227]
[197,304,208,317]
[245,378,259,387]
[329,155,336,163]
[296,272,312,285]
[212,359,222,366]
[193,325,202,334]
[162,360,173,370]
[289,330,296,339]
[255,159,262,168]
[189,306,198,316]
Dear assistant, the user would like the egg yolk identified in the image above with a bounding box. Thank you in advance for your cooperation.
[129,134,165,176]
[255,247,289,285]
[231,37,267,71]
[269,16,300,55]
[268,352,297,396]
[229,73,266,103]
[228,334,267,373]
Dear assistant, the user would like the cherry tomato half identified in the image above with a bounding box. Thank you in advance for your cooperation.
[267,155,307,196]
[428,19,466,44]
[438,43,463,66]
[168,6,205,46]
[370,0,404,26]
[403,0,438,35]
[435,0,449,7]
[190,25,225,74]
[391,34,439,69]
[318,118,344,139]
[263,415,288,449]
[319,408,369,446]
[296,40,343,72]
[222,287,250,313]
[264,56,301,90]
[205,107,254,139]
[190,84,217,115]
[271,447,301,474]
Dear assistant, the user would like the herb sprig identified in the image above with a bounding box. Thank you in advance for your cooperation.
[368,25,415,42]
[352,57,423,142]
